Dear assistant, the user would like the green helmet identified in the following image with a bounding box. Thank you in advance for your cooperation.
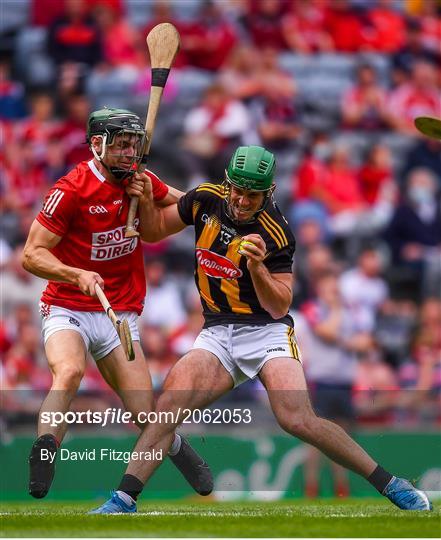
[86,107,145,145]
[226,145,275,191]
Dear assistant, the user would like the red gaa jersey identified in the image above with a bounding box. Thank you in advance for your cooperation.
[37,160,168,314]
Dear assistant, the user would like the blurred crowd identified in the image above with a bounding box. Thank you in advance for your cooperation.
[1,0,440,428]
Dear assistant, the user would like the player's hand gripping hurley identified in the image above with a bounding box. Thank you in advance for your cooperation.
[125,23,180,238]
[94,283,135,361]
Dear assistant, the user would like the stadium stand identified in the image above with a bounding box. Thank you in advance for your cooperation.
[1,0,440,432]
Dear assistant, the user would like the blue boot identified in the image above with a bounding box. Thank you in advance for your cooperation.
[89,490,137,514]
[384,477,432,511]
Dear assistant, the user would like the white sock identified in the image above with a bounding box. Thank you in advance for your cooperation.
[168,433,182,456]
[116,490,135,506]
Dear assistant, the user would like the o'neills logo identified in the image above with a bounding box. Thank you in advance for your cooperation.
[196,248,243,280]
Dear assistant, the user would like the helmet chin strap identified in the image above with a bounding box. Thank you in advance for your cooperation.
[91,134,107,161]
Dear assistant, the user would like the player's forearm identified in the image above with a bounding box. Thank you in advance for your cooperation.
[138,196,169,242]
[22,246,82,285]
[249,264,292,319]
[158,185,185,206]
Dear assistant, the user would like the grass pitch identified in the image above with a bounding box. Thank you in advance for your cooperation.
[1,499,439,537]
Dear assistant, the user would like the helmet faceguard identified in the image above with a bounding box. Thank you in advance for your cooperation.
[86,108,147,180]
[223,145,276,224]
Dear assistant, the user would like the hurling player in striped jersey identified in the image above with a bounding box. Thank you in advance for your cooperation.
[91,145,432,513]
[22,108,213,505]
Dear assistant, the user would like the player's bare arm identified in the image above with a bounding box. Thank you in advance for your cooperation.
[128,176,186,242]
[240,233,293,320]
[126,173,186,242]
[126,173,184,206]
[141,203,187,242]
[22,220,104,296]
[158,185,185,206]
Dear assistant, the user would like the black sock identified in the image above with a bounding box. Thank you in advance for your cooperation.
[368,465,393,493]
[117,474,144,500]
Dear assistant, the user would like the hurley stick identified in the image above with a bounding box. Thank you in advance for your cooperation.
[125,23,180,238]
[414,116,441,140]
[95,283,135,361]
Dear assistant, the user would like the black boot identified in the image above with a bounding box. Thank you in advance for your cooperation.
[28,434,58,498]
[169,437,213,496]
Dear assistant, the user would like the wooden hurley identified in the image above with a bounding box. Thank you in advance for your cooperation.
[124,23,180,238]
[95,283,135,361]
[414,116,441,140]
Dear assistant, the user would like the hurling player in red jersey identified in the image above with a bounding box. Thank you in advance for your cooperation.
[22,108,213,503]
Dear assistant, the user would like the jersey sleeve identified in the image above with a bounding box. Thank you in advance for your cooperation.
[146,169,169,201]
[177,188,197,225]
[264,241,295,274]
[36,179,77,237]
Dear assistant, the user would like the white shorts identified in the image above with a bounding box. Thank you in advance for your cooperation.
[40,303,140,361]
[192,323,301,387]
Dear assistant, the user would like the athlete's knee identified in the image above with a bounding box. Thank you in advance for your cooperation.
[121,394,155,419]
[121,400,155,429]
[131,409,153,429]
[152,393,187,427]
[52,364,84,389]
[156,392,178,416]
[276,410,319,439]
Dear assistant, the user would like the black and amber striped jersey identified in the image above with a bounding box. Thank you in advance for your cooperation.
[177,182,296,327]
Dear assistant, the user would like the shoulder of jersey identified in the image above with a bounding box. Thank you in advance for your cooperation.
[54,162,90,192]
[258,203,295,250]
[195,182,226,200]
[41,168,80,218]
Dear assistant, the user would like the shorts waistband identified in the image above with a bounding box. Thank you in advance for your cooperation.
[203,313,294,329]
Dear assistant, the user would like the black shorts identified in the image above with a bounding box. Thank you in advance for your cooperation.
[311,382,354,422]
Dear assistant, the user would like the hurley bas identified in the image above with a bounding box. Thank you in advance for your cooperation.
[40,448,163,464]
